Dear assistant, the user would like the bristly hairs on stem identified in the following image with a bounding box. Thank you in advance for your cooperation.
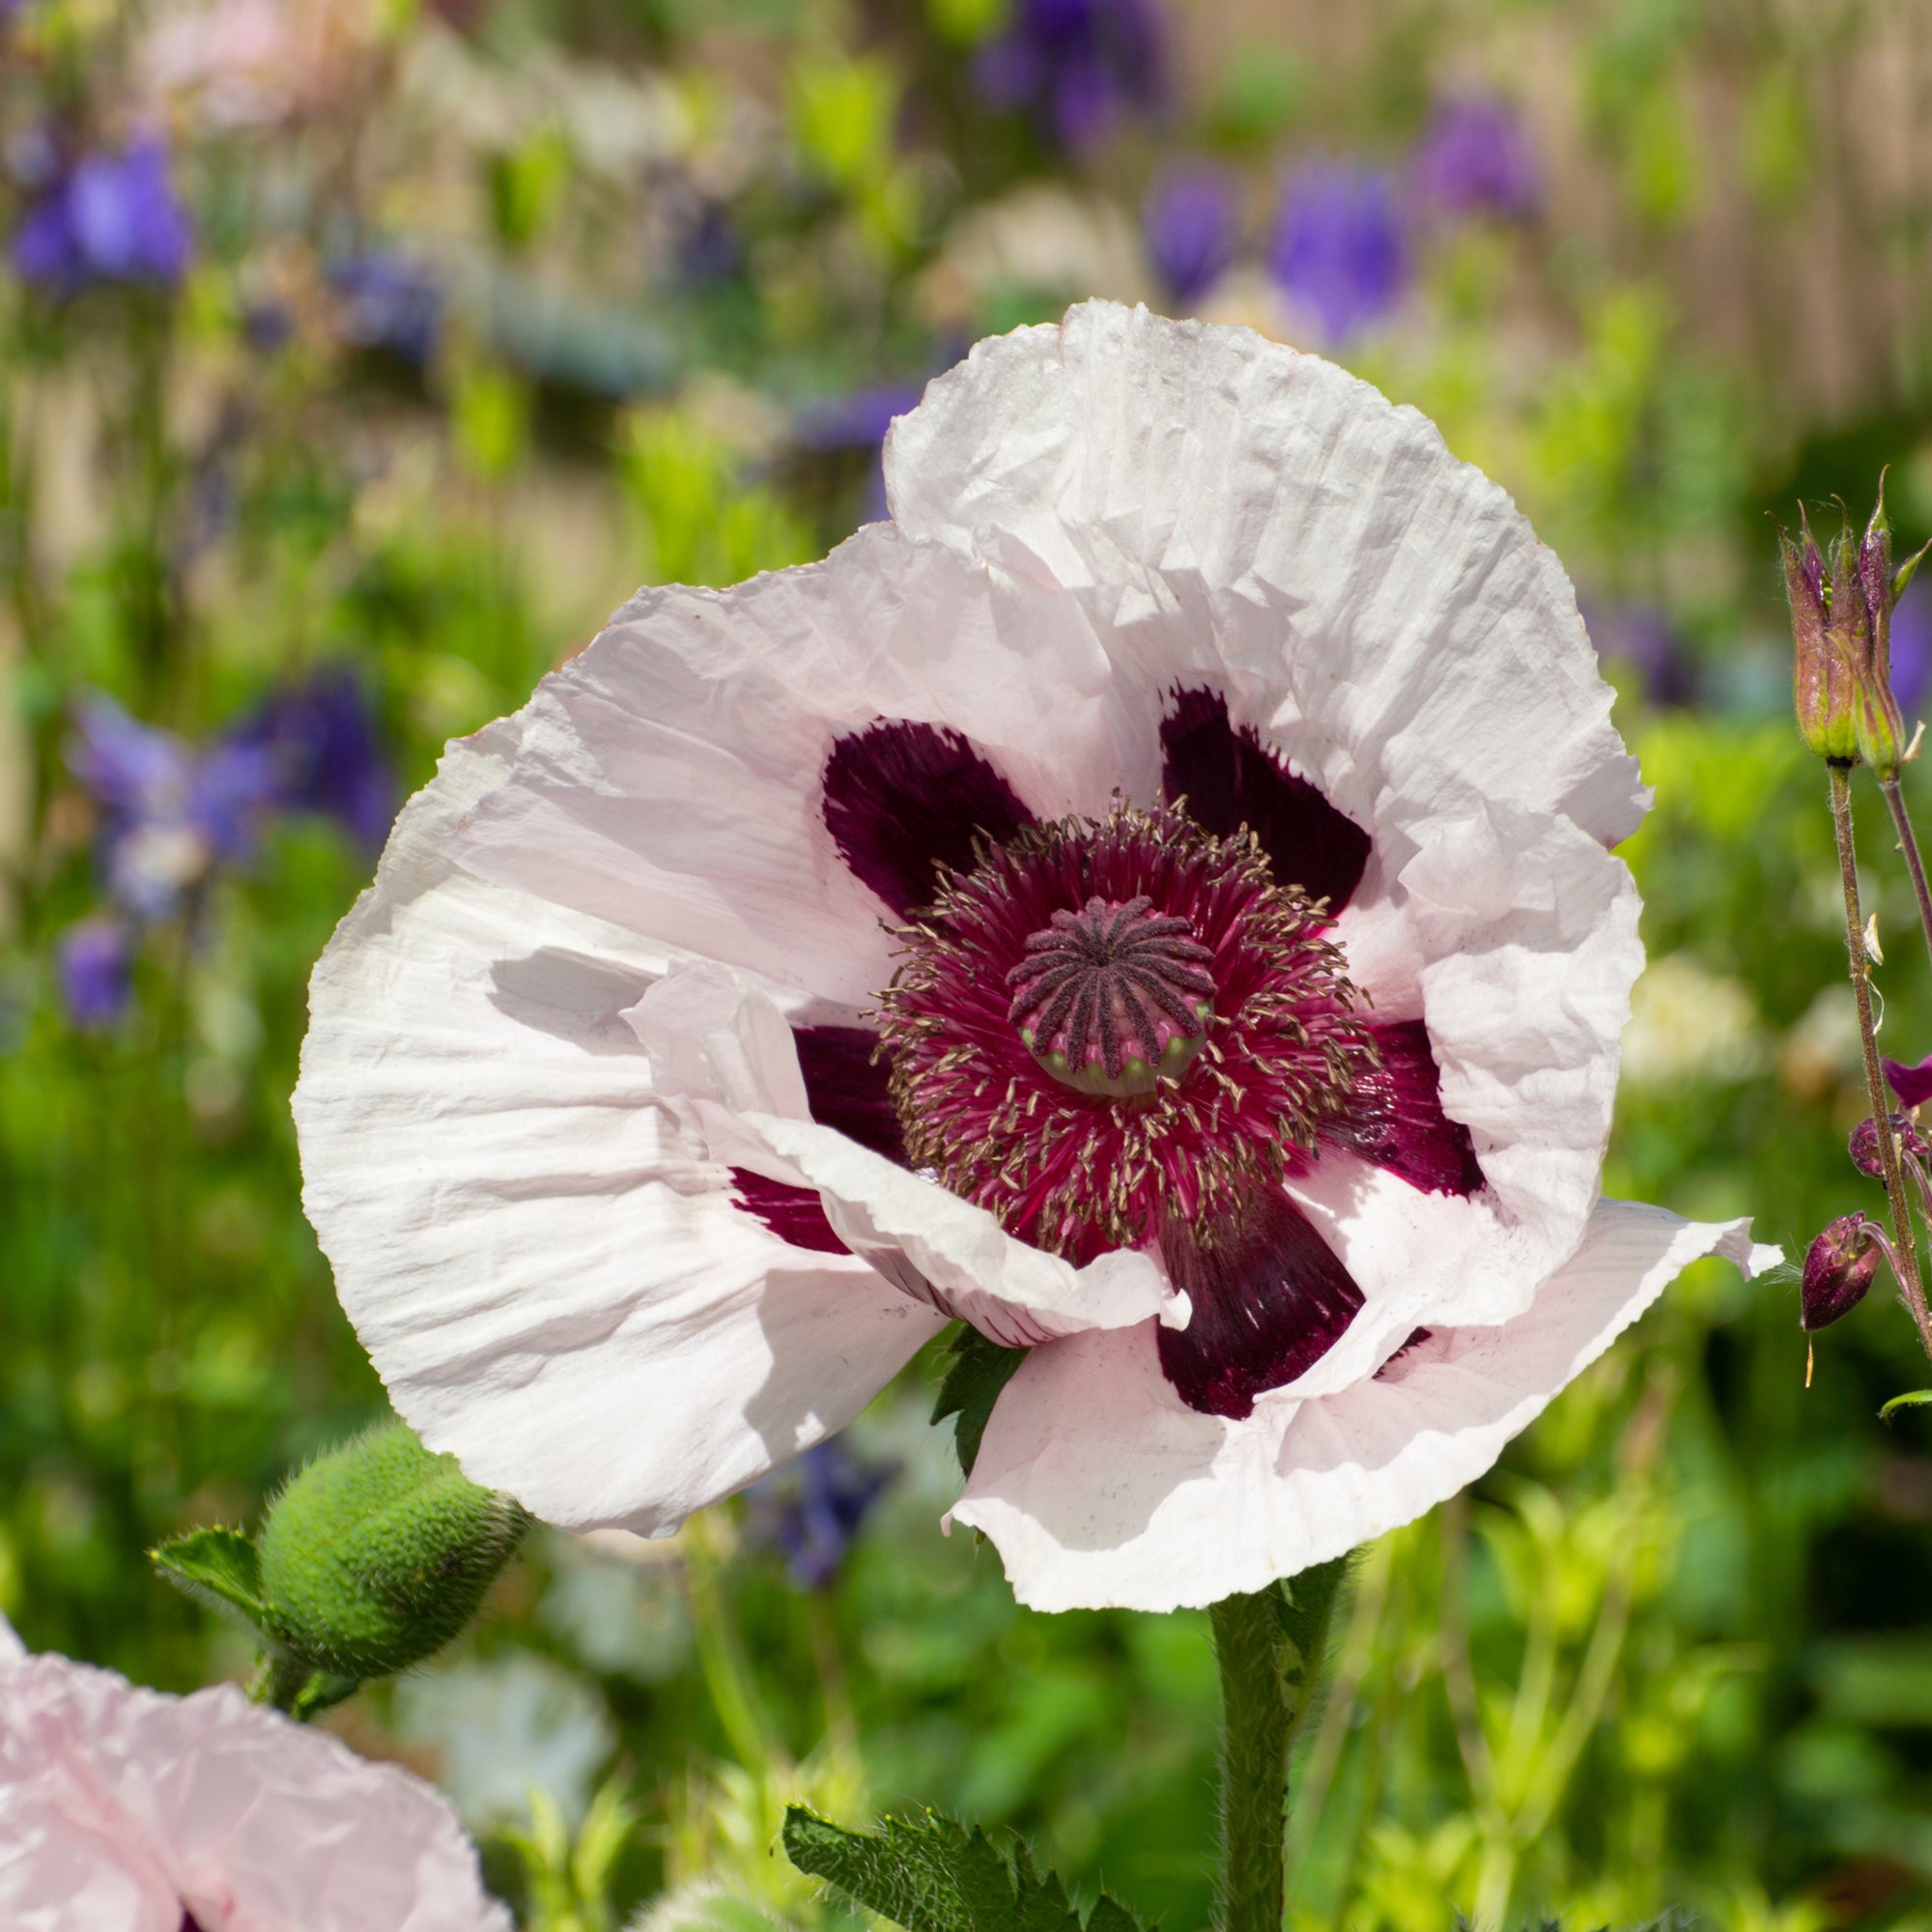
[1829,762,1932,1361]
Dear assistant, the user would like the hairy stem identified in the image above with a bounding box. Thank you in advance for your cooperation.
[1211,1556,1347,1932]
[1881,774,1932,977]
[1830,763,1932,1358]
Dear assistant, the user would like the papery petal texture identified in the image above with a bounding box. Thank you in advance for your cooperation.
[296,729,943,1535]
[952,1200,1779,1610]
[0,1649,507,1930]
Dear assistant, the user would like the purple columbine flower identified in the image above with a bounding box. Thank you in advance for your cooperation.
[56,917,133,1030]
[67,696,279,923]
[12,137,193,292]
[748,1438,895,1590]
[973,0,1168,153]
[1409,95,1540,222]
[1144,166,1238,309]
[1802,1212,1884,1332]
[1889,571,1932,719]
[327,253,442,364]
[795,384,925,527]
[1584,603,1697,707]
[1269,161,1409,345]
[232,668,398,852]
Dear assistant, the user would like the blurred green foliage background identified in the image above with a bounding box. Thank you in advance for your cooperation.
[5,0,1932,1926]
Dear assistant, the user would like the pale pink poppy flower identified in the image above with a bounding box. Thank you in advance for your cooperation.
[295,301,1776,1612]
[0,1619,508,1929]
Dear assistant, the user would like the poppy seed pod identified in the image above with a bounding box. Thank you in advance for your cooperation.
[1802,1213,1885,1331]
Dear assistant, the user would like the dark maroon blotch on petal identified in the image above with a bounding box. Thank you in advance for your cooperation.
[1159,687,1371,914]
[1882,1052,1932,1110]
[1156,1186,1364,1419]
[730,1169,848,1255]
[1329,1018,1484,1197]
[822,720,1035,919]
[1375,1325,1434,1378]
[796,1025,907,1164]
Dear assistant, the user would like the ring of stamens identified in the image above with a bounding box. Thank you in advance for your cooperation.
[873,802,1378,1265]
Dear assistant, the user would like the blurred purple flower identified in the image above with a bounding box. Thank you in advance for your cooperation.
[67,696,278,922]
[12,137,193,292]
[1269,162,1408,344]
[748,1437,895,1590]
[974,0,1167,153]
[328,252,441,364]
[678,202,743,284]
[795,384,924,526]
[56,918,133,1030]
[1410,95,1540,221]
[1144,166,1238,308]
[1889,570,1932,718]
[1584,602,1697,707]
[232,667,397,851]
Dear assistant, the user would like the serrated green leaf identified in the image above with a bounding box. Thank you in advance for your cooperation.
[152,1525,269,1634]
[931,1327,1027,1478]
[781,1804,1150,1932]
[1880,1388,1932,1421]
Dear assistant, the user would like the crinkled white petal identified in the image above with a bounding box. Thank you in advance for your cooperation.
[294,732,942,1538]
[445,524,1145,1005]
[0,1651,507,1931]
[625,957,1185,1349]
[885,299,1653,1358]
[951,1199,1778,1612]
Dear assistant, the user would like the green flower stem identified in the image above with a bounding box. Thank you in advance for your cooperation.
[252,1649,314,1718]
[1830,763,1932,1359]
[1880,774,1932,978]
[1210,1556,1348,1932]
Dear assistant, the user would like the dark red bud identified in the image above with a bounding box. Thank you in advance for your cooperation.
[1848,1113,1930,1177]
[1802,1212,1884,1330]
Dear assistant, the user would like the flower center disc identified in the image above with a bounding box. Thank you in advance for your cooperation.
[1008,895,1213,1097]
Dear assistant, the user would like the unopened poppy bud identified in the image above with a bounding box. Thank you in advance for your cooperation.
[1848,1112,1931,1178]
[256,1421,529,1683]
[1801,1212,1884,1331]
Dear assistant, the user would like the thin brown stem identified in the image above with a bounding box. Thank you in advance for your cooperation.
[1830,764,1932,1360]
[1880,775,1932,977]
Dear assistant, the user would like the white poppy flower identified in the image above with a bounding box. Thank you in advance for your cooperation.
[0,1619,507,1929]
[295,300,1776,1613]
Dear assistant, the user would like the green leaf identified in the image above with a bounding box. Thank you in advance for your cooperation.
[1880,1389,1932,1421]
[931,1327,1027,1478]
[152,1526,269,1634]
[781,1805,1150,1932]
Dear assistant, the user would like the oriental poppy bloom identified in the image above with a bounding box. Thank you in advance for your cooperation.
[0,1622,506,1929]
[295,303,1774,1612]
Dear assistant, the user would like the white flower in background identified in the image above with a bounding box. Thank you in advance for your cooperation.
[0,1619,507,1930]
[295,301,1776,1613]
[1620,953,1771,1091]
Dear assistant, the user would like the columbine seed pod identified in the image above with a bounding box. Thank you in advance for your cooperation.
[1783,506,1860,764]
[1802,1212,1885,1331]
[1849,484,1910,777]
[257,1422,529,1683]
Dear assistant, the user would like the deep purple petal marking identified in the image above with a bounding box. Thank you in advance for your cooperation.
[796,1025,907,1165]
[1329,1018,1485,1197]
[1156,1186,1364,1419]
[823,720,1036,919]
[1159,688,1370,914]
[730,1169,847,1255]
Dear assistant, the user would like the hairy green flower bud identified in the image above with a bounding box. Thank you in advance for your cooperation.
[257,1422,530,1682]
[1782,505,1858,762]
